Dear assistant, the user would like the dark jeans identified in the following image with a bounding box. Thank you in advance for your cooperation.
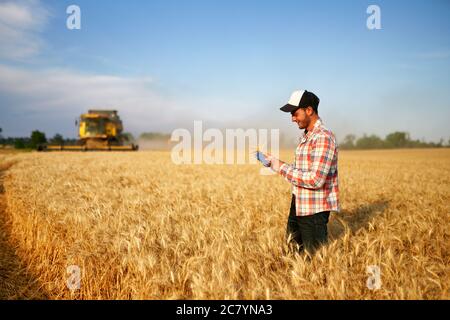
[286,195,330,254]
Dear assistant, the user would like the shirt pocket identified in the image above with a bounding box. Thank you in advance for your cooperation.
[296,144,311,171]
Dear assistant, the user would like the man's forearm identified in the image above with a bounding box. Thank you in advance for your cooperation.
[271,159,328,190]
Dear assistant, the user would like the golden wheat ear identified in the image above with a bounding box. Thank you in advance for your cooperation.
[257,142,268,153]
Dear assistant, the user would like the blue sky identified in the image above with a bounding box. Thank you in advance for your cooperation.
[0,0,449,142]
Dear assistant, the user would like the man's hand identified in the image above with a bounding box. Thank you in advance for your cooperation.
[262,152,282,172]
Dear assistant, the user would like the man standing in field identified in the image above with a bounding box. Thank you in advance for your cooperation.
[264,90,340,254]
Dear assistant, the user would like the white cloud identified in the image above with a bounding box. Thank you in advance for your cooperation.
[0,0,50,60]
[0,64,251,136]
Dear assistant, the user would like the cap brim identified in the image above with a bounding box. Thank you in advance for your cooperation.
[280,104,299,113]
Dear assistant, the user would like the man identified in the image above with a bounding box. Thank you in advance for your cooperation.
[264,90,340,254]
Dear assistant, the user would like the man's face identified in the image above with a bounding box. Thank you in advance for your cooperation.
[291,107,313,129]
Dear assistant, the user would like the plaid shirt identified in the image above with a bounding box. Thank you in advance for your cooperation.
[276,118,340,216]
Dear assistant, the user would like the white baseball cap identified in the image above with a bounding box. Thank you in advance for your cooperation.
[280,90,320,113]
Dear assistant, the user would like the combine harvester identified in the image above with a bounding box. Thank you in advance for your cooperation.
[39,110,138,151]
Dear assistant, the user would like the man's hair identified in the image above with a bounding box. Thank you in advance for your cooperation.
[305,104,318,115]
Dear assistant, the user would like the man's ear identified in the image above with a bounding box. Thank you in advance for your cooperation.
[306,106,314,116]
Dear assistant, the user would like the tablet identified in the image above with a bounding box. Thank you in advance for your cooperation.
[256,151,271,167]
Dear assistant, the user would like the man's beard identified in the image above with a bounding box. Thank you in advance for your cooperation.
[297,118,309,129]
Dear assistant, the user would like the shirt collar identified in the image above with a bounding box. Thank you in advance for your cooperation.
[304,117,323,137]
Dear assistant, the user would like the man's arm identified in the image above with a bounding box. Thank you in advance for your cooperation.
[270,134,336,190]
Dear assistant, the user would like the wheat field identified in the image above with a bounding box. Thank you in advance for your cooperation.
[0,148,449,299]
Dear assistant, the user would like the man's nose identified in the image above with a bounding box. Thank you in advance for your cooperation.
[292,116,296,122]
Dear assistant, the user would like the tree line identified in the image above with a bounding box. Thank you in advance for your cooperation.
[0,130,74,149]
[339,131,449,150]
[0,129,147,149]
